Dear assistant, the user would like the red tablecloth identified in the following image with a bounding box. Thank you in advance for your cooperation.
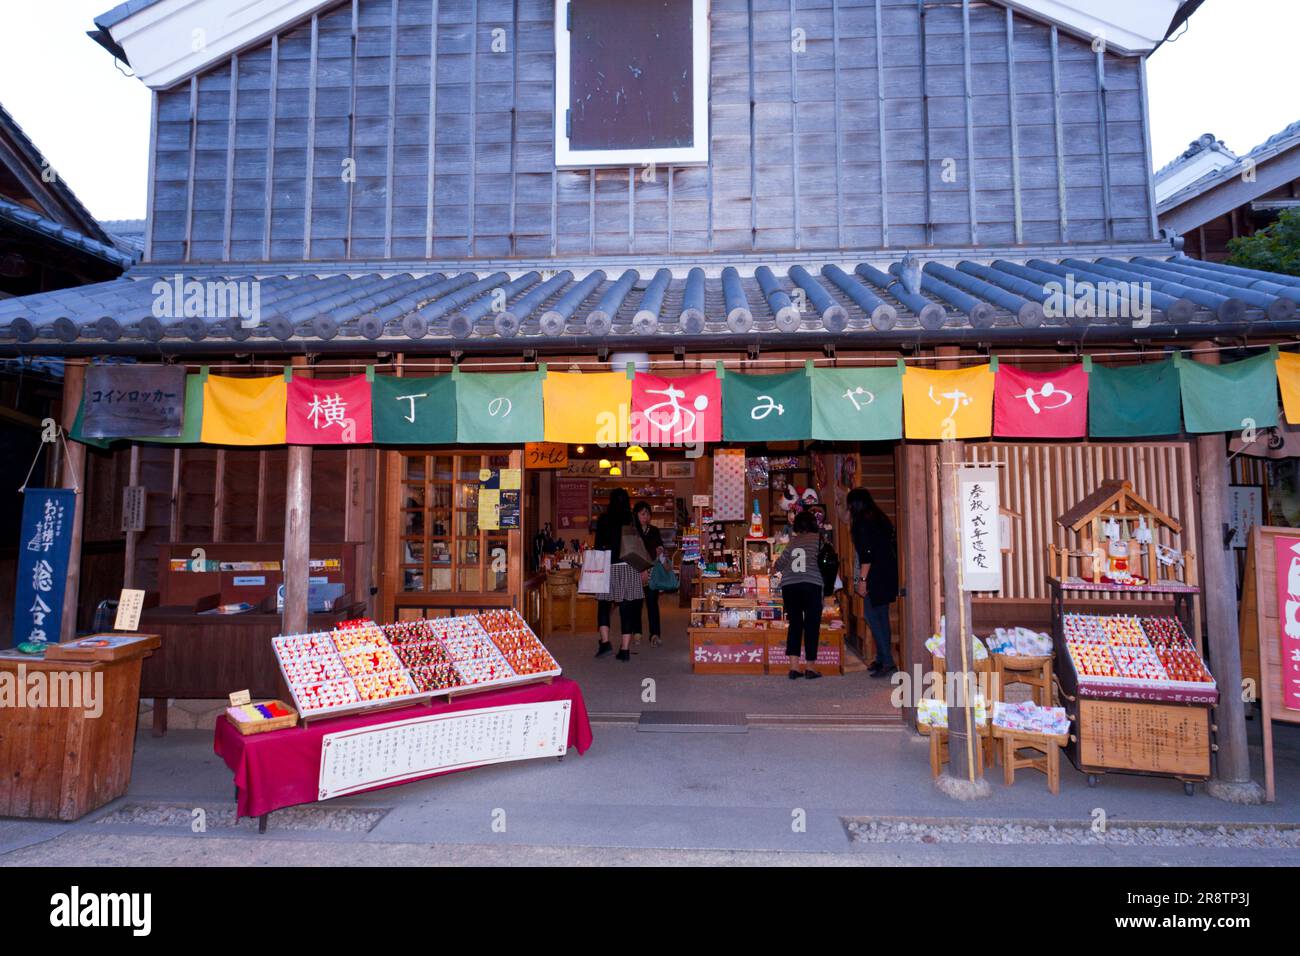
[214,678,593,818]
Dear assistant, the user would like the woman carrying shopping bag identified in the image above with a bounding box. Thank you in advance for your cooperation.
[593,488,650,661]
[631,499,673,647]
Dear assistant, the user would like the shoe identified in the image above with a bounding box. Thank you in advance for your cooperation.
[788,669,802,680]
[871,664,898,679]
[633,635,642,647]
[650,635,662,647]
[615,649,631,662]
[867,661,884,676]
[595,641,613,658]
[804,669,822,680]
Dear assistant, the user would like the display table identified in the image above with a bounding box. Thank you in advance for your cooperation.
[214,677,592,826]
[0,634,159,821]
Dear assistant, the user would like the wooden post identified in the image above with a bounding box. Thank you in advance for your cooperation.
[283,360,312,636]
[59,362,87,642]
[902,442,932,725]
[1192,346,1257,798]
[939,438,978,783]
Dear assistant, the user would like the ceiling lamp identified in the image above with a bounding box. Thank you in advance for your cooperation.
[599,459,612,469]
[626,445,649,461]
[576,445,585,454]
[609,466,623,476]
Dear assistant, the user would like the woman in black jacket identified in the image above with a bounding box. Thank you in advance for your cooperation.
[848,487,899,677]
[593,488,645,661]
[632,500,665,647]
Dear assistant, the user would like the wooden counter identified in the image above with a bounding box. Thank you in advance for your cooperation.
[0,634,159,821]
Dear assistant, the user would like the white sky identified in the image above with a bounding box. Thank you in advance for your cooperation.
[0,0,1295,222]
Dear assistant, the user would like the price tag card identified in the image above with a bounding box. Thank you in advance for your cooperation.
[229,689,252,707]
[114,588,146,631]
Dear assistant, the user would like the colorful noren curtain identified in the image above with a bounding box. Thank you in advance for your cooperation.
[902,365,994,439]
[455,371,544,443]
[1178,352,1278,435]
[542,372,632,444]
[631,372,722,444]
[286,374,373,445]
[994,364,1088,439]
[721,370,812,442]
[809,367,903,441]
[200,374,287,445]
[1088,360,1182,438]
[371,374,457,444]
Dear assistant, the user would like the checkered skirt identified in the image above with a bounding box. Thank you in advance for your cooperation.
[597,561,645,602]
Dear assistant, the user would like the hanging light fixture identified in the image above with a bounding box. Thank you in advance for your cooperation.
[626,445,649,462]
[599,459,612,469]
[576,445,585,454]
[609,466,623,476]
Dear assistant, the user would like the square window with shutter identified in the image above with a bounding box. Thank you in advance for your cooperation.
[554,0,710,167]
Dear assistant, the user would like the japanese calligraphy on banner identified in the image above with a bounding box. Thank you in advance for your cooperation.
[712,449,747,521]
[543,372,632,444]
[524,442,568,469]
[810,367,903,441]
[994,364,1088,438]
[82,365,187,438]
[1273,534,1300,711]
[721,370,812,442]
[286,374,373,445]
[455,371,543,443]
[631,372,722,444]
[958,467,1001,592]
[902,365,994,439]
[11,488,76,647]
[371,374,456,444]
[200,374,287,445]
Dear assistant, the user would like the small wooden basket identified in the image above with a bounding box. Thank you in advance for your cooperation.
[225,700,299,735]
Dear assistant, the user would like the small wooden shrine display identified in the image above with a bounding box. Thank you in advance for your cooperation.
[1049,480,1196,589]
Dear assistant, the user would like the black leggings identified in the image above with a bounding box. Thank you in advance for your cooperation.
[598,598,643,636]
[783,582,823,663]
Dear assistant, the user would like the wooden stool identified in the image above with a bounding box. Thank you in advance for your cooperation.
[927,722,994,778]
[993,653,1054,706]
[544,571,577,638]
[992,726,1070,795]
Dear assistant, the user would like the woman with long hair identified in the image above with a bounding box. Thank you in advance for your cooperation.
[632,500,665,647]
[847,487,899,677]
[592,488,645,661]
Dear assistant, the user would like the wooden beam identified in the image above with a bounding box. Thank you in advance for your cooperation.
[59,362,87,642]
[1193,345,1254,792]
[283,358,312,635]
[124,445,140,590]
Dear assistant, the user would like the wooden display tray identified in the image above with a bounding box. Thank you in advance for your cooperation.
[42,633,161,663]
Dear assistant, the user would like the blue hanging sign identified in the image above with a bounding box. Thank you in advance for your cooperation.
[12,488,76,648]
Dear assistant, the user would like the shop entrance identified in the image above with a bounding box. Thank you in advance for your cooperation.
[529,442,913,722]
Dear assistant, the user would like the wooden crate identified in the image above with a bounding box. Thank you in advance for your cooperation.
[1077,698,1212,780]
[689,628,767,674]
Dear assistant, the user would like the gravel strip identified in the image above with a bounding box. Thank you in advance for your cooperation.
[95,803,387,833]
[845,818,1300,848]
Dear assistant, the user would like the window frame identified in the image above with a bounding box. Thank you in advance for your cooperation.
[553,0,711,168]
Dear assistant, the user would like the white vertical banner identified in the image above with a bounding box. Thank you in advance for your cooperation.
[959,466,1002,592]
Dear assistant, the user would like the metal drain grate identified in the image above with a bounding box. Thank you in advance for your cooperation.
[637,710,749,733]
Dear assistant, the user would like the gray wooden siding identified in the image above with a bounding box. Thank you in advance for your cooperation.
[147,0,1157,263]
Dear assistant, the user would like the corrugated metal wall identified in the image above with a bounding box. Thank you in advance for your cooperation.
[147,0,1156,263]
[963,441,1198,602]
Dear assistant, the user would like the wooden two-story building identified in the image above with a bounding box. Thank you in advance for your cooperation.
[4,0,1291,797]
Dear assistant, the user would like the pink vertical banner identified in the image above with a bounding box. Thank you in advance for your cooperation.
[1273,535,1300,711]
[712,449,746,521]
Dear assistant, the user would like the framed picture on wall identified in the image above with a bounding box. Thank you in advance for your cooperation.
[662,461,695,479]
[626,461,659,478]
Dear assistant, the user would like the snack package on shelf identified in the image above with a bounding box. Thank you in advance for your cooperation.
[992,700,1070,736]
[986,626,1054,657]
